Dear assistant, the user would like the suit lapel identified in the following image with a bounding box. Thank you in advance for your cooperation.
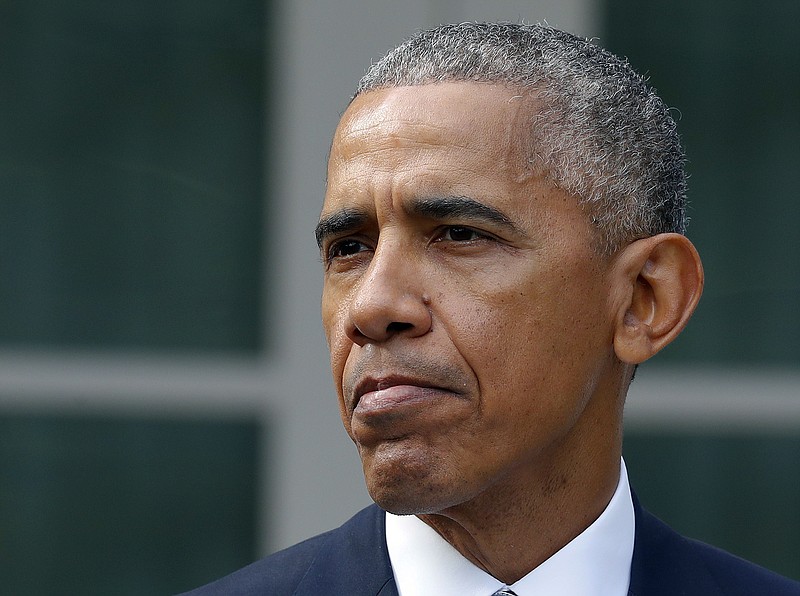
[293,505,398,596]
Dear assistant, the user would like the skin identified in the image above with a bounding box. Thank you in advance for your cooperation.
[318,82,703,583]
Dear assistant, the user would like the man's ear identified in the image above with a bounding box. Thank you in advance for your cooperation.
[611,233,704,364]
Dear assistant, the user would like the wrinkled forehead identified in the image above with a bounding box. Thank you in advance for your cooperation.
[328,82,539,173]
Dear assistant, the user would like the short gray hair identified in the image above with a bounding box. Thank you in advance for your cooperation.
[356,22,687,253]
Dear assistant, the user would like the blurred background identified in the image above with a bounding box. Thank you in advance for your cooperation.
[0,0,797,593]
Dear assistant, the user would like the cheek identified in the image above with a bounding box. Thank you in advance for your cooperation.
[321,292,353,413]
[322,287,348,357]
[320,287,338,345]
[451,266,607,398]
[328,332,351,403]
[331,340,355,437]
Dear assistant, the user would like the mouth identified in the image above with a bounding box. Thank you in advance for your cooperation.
[352,375,462,417]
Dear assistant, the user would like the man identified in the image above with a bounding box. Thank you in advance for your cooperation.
[183,22,800,595]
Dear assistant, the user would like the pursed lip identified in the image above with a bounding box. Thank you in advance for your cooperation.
[352,375,460,415]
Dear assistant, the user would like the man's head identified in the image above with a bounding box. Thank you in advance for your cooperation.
[317,23,702,518]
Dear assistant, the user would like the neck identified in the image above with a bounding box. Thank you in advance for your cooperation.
[418,431,622,584]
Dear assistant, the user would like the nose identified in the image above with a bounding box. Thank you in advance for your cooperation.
[346,242,432,345]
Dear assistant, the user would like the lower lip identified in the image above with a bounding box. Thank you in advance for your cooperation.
[354,385,446,416]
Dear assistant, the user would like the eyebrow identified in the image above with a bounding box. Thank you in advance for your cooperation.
[315,207,369,249]
[409,196,523,235]
[315,195,524,249]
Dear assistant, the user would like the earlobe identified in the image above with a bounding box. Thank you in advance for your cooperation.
[611,233,704,364]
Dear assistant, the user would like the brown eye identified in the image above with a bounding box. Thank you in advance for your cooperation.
[443,226,481,242]
[328,239,368,260]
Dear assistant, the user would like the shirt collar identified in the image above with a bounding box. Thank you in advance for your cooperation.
[385,459,635,596]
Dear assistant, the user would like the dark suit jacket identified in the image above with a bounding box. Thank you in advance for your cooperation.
[181,497,800,595]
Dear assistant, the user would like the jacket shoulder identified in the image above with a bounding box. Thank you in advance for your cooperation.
[177,505,386,596]
[693,537,800,595]
[631,504,800,595]
[177,530,332,595]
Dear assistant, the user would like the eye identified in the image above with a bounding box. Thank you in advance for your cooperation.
[327,238,370,261]
[438,226,486,242]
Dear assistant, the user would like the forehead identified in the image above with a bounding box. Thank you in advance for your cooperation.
[329,82,534,173]
[325,83,545,217]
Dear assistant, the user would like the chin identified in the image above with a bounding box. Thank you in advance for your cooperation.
[363,460,467,516]
[358,437,476,514]
[369,486,449,516]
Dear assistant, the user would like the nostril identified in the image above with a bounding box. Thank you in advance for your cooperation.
[386,321,413,333]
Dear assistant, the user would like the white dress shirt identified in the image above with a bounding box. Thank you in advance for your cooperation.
[386,459,635,596]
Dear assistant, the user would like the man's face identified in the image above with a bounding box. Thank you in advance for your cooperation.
[319,82,622,515]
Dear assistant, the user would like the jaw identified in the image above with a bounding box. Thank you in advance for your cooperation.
[359,363,627,519]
